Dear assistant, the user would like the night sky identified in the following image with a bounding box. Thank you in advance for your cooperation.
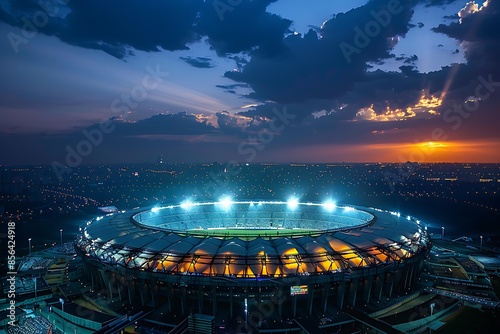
[0,0,499,165]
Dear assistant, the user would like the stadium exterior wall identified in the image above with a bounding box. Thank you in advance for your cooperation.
[76,247,428,317]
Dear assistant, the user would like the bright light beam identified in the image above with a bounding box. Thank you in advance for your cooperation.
[219,196,233,210]
[287,197,299,210]
[180,200,193,210]
[322,200,337,212]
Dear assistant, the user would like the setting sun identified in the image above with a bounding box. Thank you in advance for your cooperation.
[417,141,448,149]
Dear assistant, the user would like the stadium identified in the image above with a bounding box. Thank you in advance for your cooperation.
[75,199,430,325]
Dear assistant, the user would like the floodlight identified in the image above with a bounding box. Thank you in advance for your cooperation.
[180,200,193,209]
[287,197,299,210]
[218,196,233,210]
[322,200,337,211]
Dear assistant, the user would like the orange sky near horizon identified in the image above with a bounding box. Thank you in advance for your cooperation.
[282,139,500,163]
[365,139,500,163]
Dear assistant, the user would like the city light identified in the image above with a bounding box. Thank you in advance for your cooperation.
[287,197,299,210]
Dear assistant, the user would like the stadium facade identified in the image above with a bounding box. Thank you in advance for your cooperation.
[75,200,429,317]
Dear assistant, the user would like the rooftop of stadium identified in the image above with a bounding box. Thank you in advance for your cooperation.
[76,198,429,278]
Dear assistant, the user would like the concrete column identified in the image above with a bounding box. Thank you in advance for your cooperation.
[198,285,204,314]
[166,282,173,312]
[229,287,233,318]
[181,286,187,314]
[292,295,297,317]
[278,286,284,317]
[212,285,218,318]
[150,283,157,308]
[99,270,112,299]
[363,276,374,304]
[127,279,135,305]
[390,271,400,295]
[90,270,95,289]
[374,275,384,301]
[418,258,424,275]
[138,280,145,306]
[337,281,346,309]
[307,284,314,315]
[348,279,359,307]
[406,265,414,290]
[385,273,395,298]
[321,283,329,313]
[117,276,123,302]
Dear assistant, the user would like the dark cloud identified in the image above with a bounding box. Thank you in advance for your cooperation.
[422,0,458,7]
[180,56,215,68]
[433,0,500,74]
[216,83,249,90]
[109,113,217,136]
[1,0,202,58]
[404,54,419,63]
[223,0,415,115]
[197,0,292,57]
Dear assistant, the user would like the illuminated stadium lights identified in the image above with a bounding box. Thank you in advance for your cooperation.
[322,200,337,212]
[407,216,411,221]
[77,200,430,318]
[287,197,299,210]
[218,196,233,210]
[180,200,193,209]
[151,207,160,213]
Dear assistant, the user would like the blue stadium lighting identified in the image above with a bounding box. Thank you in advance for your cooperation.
[397,212,401,217]
[218,196,233,210]
[407,216,411,221]
[344,206,354,212]
[151,207,160,213]
[322,200,337,211]
[287,197,299,210]
[180,200,193,209]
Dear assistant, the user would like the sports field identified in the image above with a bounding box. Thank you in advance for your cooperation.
[180,227,320,240]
